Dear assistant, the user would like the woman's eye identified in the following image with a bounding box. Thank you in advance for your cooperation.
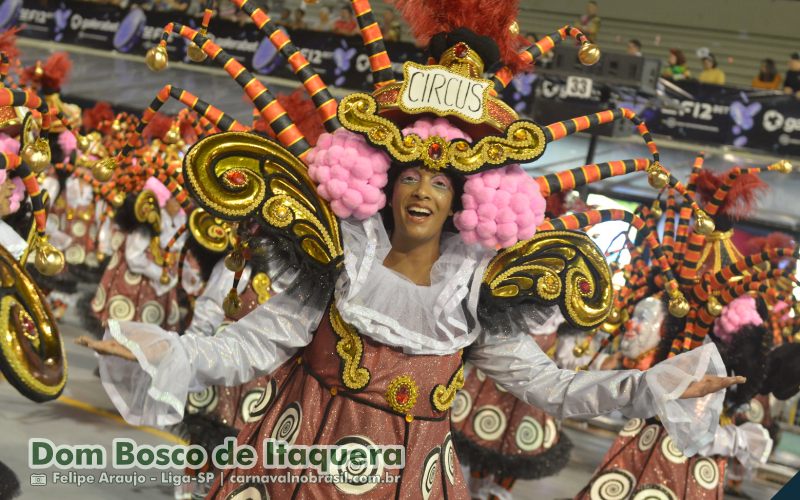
[401,174,419,183]
[432,177,451,190]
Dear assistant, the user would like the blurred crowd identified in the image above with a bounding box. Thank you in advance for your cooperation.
[87,0,404,39]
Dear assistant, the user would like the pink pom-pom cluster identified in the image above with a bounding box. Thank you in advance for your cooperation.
[714,295,763,344]
[401,116,471,142]
[58,130,77,158]
[0,133,19,155]
[306,129,391,219]
[454,165,546,248]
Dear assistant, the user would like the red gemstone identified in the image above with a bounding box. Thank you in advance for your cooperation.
[225,170,246,186]
[21,317,35,334]
[395,386,410,406]
[428,142,443,160]
[453,42,468,58]
[578,280,591,294]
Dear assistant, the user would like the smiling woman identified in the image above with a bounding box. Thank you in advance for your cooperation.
[77,1,745,498]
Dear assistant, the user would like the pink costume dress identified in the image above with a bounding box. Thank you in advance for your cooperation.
[575,353,772,500]
[91,209,186,330]
[98,215,728,499]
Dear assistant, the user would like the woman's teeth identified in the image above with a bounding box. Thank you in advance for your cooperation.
[407,207,432,217]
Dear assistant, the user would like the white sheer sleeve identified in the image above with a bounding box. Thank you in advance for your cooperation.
[98,288,325,427]
[125,229,163,282]
[696,422,773,468]
[467,330,726,456]
[41,176,60,207]
[0,220,27,259]
[183,263,251,338]
[554,334,609,370]
[124,228,177,295]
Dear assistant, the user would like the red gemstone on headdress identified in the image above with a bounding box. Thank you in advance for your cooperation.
[428,142,443,160]
[395,385,410,405]
[225,170,246,186]
[454,42,468,58]
[578,280,591,294]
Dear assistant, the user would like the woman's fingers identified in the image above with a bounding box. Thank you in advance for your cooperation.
[74,336,137,361]
[679,375,747,399]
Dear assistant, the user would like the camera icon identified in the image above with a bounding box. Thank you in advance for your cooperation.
[30,473,47,486]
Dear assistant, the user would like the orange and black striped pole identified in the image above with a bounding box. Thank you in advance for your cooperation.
[491,25,590,93]
[350,0,395,88]
[534,158,650,196]
[157,22,311,159]
[231,0,342,132]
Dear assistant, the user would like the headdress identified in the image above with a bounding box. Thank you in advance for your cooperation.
[87,1,723,331]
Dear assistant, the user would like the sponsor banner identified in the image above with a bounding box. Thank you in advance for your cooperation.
[11,0,540,109]
[641,81,800,156]
[10,0,426,92]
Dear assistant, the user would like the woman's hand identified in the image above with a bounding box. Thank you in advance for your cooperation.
[679,375,746,399]
[75,336,136,361]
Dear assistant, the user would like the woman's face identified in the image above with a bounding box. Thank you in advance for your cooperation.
[668,53,677,65]
[703,58,713,70]
[165,197,182,218]
[390,167,454,246]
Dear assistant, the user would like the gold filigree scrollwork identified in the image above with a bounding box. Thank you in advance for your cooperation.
[184,132,343,269]
[251,273,271,304]
[482,230,612,328]
[329,305,371,391]
[188,208,234,253]
[0,244,66,402]
[338,93,547,173]
[385,374,419,415]
[134,189,162,234]
[431,364,465,412]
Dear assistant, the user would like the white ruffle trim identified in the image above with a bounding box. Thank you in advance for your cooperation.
[335,215,493,355]
[635,342,726,456]
[98,320,189,427]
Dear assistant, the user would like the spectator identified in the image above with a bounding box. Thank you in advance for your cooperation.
[276,7,292,27]
[661,49,691,81]
[314,7,333,32]
[627,39,642,57]
[752,58,782,90]
[332,6,358,36]
[698,53,725,85]
[577,1,600,42]
[290,8,307,30]
[525,32,554,68]
[381,9,402,42]
[784,52,800,98]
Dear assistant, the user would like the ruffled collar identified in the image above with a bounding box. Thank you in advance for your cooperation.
[334,215,494,355]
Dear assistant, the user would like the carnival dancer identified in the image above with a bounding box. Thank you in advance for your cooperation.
[80,1,743,498]
[91,175,186,330]
[576,162,795,500]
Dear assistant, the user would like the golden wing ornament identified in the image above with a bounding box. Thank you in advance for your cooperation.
[0,244,66,402]
[183,132,343,271]
[482,230,613,328]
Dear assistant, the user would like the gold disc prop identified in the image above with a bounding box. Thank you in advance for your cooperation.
[0,244,66,402]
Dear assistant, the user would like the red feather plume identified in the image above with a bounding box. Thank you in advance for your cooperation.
[255,88,324,146]
[82,101,115,135]
[142,113,174,142]
[20,52,72,91]
[387,0,528,72]
[0,27,20,62]
[744,232,795,255]
[695,168,767,219]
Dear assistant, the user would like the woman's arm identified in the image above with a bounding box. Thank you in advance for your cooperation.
[468,330,733,456]
[81,289,325,427]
